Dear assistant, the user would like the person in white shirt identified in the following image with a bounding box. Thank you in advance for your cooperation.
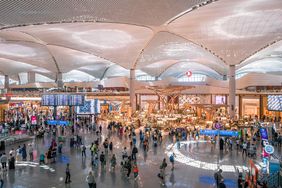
[16,146,21,161]
[28,144,33,161]
[9,148,15,157]
[242,142,247,157]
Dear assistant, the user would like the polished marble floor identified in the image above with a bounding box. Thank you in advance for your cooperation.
[1,125,280,188]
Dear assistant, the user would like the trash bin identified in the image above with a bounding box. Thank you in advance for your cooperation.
[0,140,5,151]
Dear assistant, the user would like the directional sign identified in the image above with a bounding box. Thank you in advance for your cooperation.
[199,129,239,137]
[264,145,274,155]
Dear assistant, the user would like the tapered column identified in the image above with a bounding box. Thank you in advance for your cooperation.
[259,95,264,119]
[130,69,136,112]
[28,72,36,83]
[229,65,236,119]
[4,75,9,92]
[56,72,63,89]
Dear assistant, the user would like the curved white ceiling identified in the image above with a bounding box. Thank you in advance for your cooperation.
[168,0,282,65]
[0,0,281,83]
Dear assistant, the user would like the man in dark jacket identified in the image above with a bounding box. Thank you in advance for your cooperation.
[131,145,138,160]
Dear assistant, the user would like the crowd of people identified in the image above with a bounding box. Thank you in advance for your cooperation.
[0,114,280,188]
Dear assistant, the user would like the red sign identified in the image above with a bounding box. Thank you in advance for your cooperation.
[185,71,192,77]
[31,116,37,125]
[5,93,13,97]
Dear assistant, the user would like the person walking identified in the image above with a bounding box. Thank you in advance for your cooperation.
[131,145,138,161]
[82,144,86,158]
[90,143,94,157]
[122,147,128,160]
[133,163,139,180]
[109,142,113,153]
[100,152,106,168]
[169,152,176,171]
[158,158,167,186]
[126,158,132,179]
[110,154,117,171]
[103,139,109,153]
[65,163,71,184]
[242,142,247,157]
[86,171,96,188]
[99,125,102,133]
[214,169,224,187]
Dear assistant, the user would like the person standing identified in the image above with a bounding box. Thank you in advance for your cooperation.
[16,146,21,161]
[65,163,71,184]
[219,138,224,151]
[86,171,96,188]
[8,153,15,170]
[21,144,27,161]
[236,139,240,150]
[0,153,7,171]
[28,144,33,161]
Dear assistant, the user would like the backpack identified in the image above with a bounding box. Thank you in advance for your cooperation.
[169,155,174,162]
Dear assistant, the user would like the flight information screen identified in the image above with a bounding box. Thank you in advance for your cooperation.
[267,95,282,111]
[41,94,55,106]
[55,94,68,106]
[69,95,85,106]
[41,94,85,106]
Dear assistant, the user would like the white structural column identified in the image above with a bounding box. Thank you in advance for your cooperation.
[130,69,136,113]
[28,72,36,83]
[57,72,63,89]
[4,75,9,92]
[229,65,236,119]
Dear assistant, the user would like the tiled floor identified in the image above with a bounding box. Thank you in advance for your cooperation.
[1,125,280,188]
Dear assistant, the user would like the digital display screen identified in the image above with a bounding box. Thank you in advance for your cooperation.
[267,95,282,111]
[69,95,85,106]
[260,128,268,140]
[41,95,55,106]
[47,120,69,126]
[41,94,85,106]
[215,96,226,105]
[200,130,239,137]
[55,94,68,106]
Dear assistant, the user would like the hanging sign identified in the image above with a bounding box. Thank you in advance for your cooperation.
[185,71,192,77]
[264,145,274,155]
[260,128,268,140]
[214,122,222,129]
